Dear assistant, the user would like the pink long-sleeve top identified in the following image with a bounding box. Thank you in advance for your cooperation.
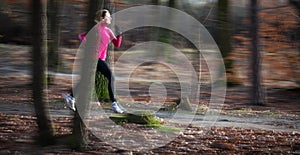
[78,23,122,61]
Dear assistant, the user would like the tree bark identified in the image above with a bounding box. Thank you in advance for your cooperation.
[250,0,263,105]
[157,0,176,44]
[31,0,55,146]
[168,0,176,8]
[217,0,236,85]
[71,0,104,149]
[152,0,159,5]
[87,0,110,102]
[87,0,102,31]
[289,0,300,85]
[217,0,232,64]
[47,0,61,72]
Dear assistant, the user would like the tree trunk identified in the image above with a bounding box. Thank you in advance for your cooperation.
[47,0,61,72]
[217,0,231,56]
[157,0,176,44]
[152,0,159,5]
[87,0,102,31]
[250,0,263,105]
[31,0,55,146]
[87,0,110,102]
[168,0,176,8]
[71,0,104,149]
[150,0,160,41]
[217,0,232,67]
[289,0,300,85]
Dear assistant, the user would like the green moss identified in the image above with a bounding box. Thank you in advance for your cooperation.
[109,111,162,125]
[109,114,129,124]
[109,111,182,133]
[146,124,182,133]
[95,73,110,102]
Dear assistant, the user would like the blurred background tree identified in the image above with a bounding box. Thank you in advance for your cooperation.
[216,0,236,86]
[289,0,300,85]
[158,0,176,44]
[289,0,300,53]
[47,0,62,72]
[249,0,264,105]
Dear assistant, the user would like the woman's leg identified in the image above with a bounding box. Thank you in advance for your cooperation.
[96,59,116,102]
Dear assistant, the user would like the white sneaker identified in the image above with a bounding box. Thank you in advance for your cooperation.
[63,94,76,111]
[111,102,125,114]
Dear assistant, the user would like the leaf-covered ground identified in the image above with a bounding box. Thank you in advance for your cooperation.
[0,113,299,154]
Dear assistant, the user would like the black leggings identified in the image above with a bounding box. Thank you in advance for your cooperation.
[70,59,116,102]
[95,59,116,102]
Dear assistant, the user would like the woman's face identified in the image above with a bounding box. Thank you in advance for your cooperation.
[102,11,112,25]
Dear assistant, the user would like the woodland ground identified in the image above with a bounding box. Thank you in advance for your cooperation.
[0,44,299,154]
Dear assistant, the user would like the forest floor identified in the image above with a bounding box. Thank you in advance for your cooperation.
[0,44,299,154]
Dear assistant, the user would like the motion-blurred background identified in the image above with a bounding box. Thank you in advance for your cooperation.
[0,0,299,90]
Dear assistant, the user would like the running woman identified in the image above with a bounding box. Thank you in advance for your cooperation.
[64,9,124,113]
